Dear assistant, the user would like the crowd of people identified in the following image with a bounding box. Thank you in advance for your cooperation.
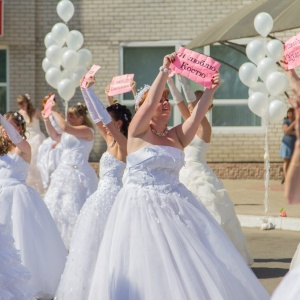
[0,52,299,299]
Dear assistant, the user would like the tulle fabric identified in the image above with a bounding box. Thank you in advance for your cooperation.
[180,137,253,265]
[290,242,300,270]
[44,132,98,250]
[26,116,46,194]
[271,264,300,299]
[87,145,269,300]
[55,152,126,300]
[0,153,67,299]
[37,137,63,191]
[0,224,34,300]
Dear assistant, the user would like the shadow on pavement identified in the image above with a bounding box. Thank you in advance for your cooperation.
[251,267,289,279]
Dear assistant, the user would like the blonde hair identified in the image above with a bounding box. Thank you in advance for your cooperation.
[68,103,94,129]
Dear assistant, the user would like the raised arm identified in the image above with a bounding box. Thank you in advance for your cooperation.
[81,77,127,149]
[175,73,220,148]
[105,85,115,106]
[167,76,190,121]
[43,114,62,142]
[285,88,300,204]
[0,114,31,162]
[50,103,93,141]
[129,53,176,138]
[280,56,300,91]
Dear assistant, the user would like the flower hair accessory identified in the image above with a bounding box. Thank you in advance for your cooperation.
[77,102,82,106]
[134,84,150,110]
[25,93,31,100]
[13,112,24,123]
[124,113,128,121]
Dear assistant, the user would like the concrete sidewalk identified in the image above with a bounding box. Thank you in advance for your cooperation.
[223,179,300,231]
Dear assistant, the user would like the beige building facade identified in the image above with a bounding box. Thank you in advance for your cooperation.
[0,0,298,178]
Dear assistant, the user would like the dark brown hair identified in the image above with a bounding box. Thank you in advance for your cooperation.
[17,94,36,122]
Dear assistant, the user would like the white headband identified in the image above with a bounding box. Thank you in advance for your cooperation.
[134,84,151,110]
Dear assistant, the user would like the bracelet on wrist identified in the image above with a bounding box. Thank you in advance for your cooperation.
[159,66,171,74]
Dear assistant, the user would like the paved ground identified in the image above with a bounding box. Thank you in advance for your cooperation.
[244,227,299,296]
[221,179,300,296]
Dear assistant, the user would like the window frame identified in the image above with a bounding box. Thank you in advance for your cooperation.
[119,40,190,127]
[119,39,265,134]
[204,38,265,134]
[0,46,9,112]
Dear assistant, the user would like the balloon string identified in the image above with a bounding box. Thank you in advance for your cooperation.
[263,114,270,213]
[65,101,68,119]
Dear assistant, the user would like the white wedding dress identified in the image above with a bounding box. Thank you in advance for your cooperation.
[87,145,269,300]
[44,131,98,250]
[0,152,67,299]
[0,224,33,300]
[180,137,254,265]
[55,151,126,300]
[25,116,46,194]
[37,115,63,191]
[271,263,300,299]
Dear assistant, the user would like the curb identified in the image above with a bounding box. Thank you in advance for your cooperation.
[238,214,300,231]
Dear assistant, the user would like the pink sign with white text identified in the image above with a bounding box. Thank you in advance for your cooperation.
[170,47,220,88]
[284,33,300,70]
[108,74,135,96]
[81,64,101,88]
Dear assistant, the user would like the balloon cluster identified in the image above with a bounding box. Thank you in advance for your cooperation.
[239,12,288,124]
[42,0,93,103]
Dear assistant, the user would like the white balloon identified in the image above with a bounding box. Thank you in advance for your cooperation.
[56,0,75,23]
[61,68,73,80]
[62,49,79,72]
[45,67,62,89]
[254,12,273,37]
[67,30,84,51]
[77,48,92,67]
[72,66,87,87]
[44,32,59,48]
[257,57,278,81]
[42,57,55,73]
[46,45,62,67]
[269,100,287,123]
[58,78,75,102]
[265,72,287,96]
[248,82,269,97]
[246,39,266,64]
[248,92,268,117]
[266,39,284,62]
[239,62,258,87]
[51,23,69,47]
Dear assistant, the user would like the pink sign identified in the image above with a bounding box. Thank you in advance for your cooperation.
[81,64,101,88]
[284,33,300,70]
[108,74,135,96]
[169,47,220,88]
[43,94,55,118]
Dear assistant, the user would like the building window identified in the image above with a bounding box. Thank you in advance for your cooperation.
[0,49,7,114]
[120,41,189,127]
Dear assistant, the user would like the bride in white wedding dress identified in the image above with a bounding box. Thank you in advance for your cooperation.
[167,76,253,265]
[86,53,269,300]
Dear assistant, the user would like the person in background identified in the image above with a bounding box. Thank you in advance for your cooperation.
[279,107,296,184]
[17,93,46,194]
[168,74,253,265]
[43,102,98,250]
[0,112,67,299]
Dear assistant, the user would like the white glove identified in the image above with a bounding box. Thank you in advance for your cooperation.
[177,74,196,103]
[167,78,183,104]
[0,114,23,144]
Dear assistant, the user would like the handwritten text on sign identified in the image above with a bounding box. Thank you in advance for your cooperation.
[284,33,300,70]
[108,74,134,96]
[169,47,220,88]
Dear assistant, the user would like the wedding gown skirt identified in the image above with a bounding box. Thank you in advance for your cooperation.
[25,116,46,194]
[180,137,253,265]
[0,153,67,299]
[44,132,98,250]
[0,224,33,300]
[87,145,269,300]
[55,152,126,300]
[272,263,300,299]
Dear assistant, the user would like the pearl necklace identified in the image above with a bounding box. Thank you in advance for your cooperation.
[150,124,169,137]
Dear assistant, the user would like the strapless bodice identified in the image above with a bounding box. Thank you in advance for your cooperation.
[184,137,209,162]
[123,145,184,188]
[0,153,28,184]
